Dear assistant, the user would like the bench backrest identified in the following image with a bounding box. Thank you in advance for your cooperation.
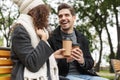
[111,59,120,73]
[0,47,12,80]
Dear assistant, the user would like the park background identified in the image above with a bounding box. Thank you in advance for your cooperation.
[0,0,120,79]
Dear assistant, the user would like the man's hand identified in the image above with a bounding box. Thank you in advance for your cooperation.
[66,56,74,62]
[71,48,84,64]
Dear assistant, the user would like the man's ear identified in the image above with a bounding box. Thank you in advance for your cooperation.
[73,16,76,20]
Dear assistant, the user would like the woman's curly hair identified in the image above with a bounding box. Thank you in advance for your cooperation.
[28,4,50,29]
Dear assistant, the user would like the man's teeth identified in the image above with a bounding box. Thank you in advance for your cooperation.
[62,22,67,24]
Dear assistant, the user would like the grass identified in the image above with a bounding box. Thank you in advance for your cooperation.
[97,70,115,80]
[0,74,11,77]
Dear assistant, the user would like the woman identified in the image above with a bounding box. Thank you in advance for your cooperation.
[11,0,64,80]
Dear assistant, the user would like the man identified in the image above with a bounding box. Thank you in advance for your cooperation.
[48,3,108,80]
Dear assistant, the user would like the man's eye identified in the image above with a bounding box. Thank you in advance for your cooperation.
[65,14,69,17]
[59,15,62,18]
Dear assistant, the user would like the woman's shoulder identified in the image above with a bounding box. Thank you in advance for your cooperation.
[12,24,28,34]
[11,24,29,39]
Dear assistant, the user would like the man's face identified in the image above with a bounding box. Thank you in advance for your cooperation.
[58,9,76,32]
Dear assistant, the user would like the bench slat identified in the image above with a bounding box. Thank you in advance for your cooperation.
[0,76,11,80]
[0,59,13,66]
[0,67,12,74]
[0,50,11,58]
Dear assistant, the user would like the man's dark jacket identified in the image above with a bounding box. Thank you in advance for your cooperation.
[48,26,97,77]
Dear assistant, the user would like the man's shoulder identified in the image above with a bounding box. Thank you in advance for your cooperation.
[51,26,61,35]
[54,26,60,31]
[74,29,85,37]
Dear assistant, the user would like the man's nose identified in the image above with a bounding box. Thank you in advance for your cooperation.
[61,16,66,20]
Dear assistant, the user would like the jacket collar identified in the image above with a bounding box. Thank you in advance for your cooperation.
[53,26,62,41]
[53,26,82,42]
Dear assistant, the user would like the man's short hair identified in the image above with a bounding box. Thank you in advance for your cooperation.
[57,3,75,16]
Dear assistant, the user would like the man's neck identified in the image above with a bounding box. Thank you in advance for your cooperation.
[61,28,74,34]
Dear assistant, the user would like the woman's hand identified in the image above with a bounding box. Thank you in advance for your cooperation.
[54,49,65,59]
[36,28,48,41]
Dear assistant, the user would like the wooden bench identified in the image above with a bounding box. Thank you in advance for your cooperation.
[0,47,12,80]
[111,59,120,80]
